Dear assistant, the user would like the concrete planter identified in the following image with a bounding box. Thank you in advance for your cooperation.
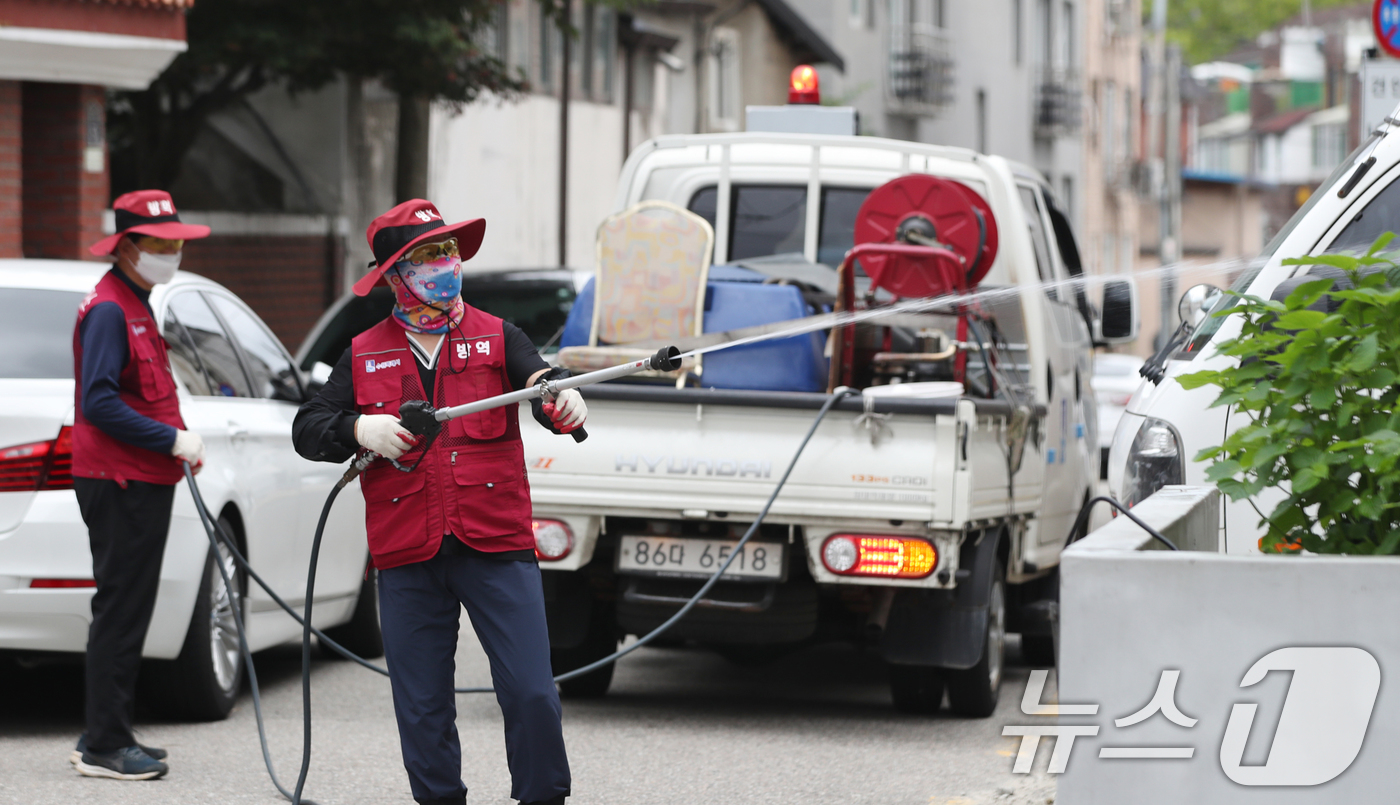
[1056,486,1400,803]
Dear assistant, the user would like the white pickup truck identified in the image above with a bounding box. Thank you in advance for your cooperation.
[522,126,1140,715]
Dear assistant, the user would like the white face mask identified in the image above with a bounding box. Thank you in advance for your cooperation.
[132,249,182,285]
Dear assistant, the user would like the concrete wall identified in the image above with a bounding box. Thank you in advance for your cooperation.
[1059,498,1400,803]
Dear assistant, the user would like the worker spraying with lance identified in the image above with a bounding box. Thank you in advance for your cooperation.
[293,200,582,805]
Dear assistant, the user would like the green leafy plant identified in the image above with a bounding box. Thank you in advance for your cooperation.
[1179,233,1400,555]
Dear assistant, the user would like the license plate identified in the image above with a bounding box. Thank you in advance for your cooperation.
[616,536,784,581]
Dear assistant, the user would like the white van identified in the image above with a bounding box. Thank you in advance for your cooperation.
[1108,119,1399,554]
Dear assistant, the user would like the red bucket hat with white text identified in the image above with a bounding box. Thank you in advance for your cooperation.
[88,190,211,256]
[353,199,485,296]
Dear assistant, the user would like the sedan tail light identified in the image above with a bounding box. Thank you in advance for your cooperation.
[821,535,937,579]
[532,519,574,561]
[0,426,74,493]
[30,579,96,588]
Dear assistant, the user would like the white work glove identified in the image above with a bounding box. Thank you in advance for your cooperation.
[543,388,587,434]
[170,429,205,474]
[355,414,415,460]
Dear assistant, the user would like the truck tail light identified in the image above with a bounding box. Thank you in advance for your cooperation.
[788,64,820,104]
[821,535,937,579]
[532,519,574,561]
[0,426,74,493]
[30,579,96,588]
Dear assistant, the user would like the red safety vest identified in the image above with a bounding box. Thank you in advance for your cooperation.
[71,270,186,486]
[350,309,533,569]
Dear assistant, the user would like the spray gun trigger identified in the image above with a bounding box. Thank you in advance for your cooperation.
[397,400,442,439]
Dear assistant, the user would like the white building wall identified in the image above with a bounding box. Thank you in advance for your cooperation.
[429,95,625,270]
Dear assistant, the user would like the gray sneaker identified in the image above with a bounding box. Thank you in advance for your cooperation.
[73,745,168,781]
[70,733,167,765]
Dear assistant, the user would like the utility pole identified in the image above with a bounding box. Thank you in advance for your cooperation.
[559,0,572,268]
[1148,0,1180,350]
[1163,42,1183,333]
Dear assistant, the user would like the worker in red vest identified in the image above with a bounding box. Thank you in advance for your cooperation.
[293,200,583,805]
[70,190,210,781]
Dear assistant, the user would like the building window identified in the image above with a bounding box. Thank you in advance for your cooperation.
[1013,0,1023,65]
[977,89,988,153]
[1102,80,1117,171]
[1122,88,1133,162]
[1311,122,1346,170]
[1060,1,1074,67]
[709,27,741,131]
[1036,0,1052,68]
[592,5,615,103]
[509,0,530,79]
[578,2,592,97]
[850,0,874,29]
[538,3,555,92]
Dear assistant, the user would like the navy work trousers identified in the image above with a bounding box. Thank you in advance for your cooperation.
[74,477,175,753]
[378,551,570,805]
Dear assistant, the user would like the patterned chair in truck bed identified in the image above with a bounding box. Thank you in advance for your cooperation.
[556,200,712,383]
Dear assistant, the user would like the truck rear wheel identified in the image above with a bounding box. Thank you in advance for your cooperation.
[321,566,384,660]
[551,600,617,699]
[889,664,945,714]
[1020,634,1055,667]
[945,561,1005,717]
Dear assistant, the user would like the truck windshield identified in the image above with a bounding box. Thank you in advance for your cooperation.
[689,184,875,267]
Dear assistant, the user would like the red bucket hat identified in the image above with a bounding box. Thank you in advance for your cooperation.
[353,199,485,296]
[88,190,212,256]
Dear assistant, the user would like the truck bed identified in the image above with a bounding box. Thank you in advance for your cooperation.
[520,385,1042,582]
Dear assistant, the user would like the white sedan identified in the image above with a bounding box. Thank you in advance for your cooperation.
[1090,352,1146,480]
[0,260,374,719]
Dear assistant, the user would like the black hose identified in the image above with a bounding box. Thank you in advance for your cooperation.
[181,462,319,805]
[1067,495,1178,551]
[181,387,860,802]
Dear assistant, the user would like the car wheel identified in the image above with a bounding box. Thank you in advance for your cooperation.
[945,560,1006,718]
[321,566,384,660]
[143,525,243,721]
[552,599,616,699]
[889,664,945,714]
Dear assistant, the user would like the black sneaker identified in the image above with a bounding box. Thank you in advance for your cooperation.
[70,733,167,765]
[73,745,168,781]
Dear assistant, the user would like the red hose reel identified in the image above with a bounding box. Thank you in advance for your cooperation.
[849,174,1000,298]
[828,174,1002,391]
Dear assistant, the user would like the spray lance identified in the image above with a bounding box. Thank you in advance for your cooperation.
[336,345,683,486]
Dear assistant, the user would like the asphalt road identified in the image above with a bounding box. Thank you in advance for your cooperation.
[0,627,1057,805]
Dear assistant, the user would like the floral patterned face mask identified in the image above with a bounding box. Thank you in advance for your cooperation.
[387,252,464,334]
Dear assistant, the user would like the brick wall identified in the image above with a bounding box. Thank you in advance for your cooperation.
[0,81,19,258]
[21,82,107,260]
[180,234,336,353]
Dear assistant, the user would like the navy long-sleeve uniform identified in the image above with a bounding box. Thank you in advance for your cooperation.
[78,270,177,454]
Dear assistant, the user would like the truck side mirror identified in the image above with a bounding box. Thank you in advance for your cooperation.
[1095,278,1138,345]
